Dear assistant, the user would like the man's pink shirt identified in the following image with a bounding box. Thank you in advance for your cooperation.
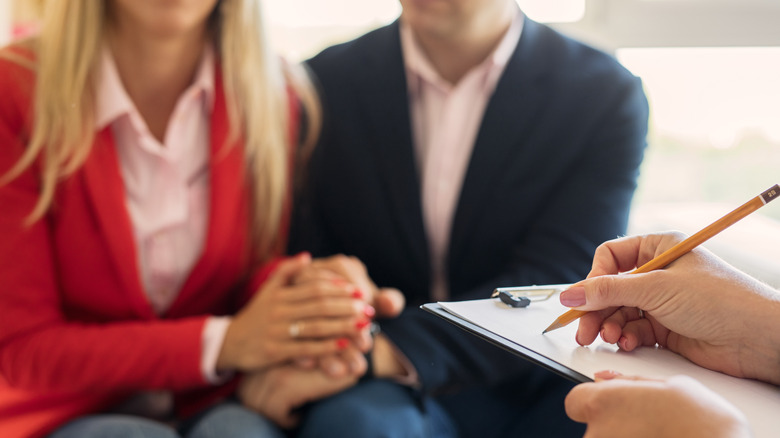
[401,11,523,300]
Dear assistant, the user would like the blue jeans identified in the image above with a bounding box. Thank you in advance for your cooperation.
[296,379,457,438]
[297,369,584,438]
[48,401,286,438]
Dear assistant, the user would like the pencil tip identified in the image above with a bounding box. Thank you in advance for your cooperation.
[543,320,566,334]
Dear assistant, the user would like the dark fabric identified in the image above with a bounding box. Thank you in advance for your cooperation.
[436,367,581,437]
[295,379,456,438]
[289,14,648,425]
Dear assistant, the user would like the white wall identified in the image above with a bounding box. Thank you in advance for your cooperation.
[553,0,780,52]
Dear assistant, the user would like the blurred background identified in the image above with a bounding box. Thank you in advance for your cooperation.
[2,0,779,286]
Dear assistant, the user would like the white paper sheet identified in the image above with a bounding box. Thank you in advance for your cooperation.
[438,294,780,438]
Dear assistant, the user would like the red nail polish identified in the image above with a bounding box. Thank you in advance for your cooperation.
[363,305,375,318]
[336,338,349,349]
[356,319,370,329]
[352,289,363,299]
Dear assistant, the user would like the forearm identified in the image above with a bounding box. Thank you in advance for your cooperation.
[372,334,418,386]
[737,288,780,385]
[0,317,208,393]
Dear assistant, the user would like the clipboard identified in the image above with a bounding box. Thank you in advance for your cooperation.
[421,302,590,383]
[421,290,780,438]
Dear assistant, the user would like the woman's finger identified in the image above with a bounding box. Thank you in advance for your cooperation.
[617,317,657,351]
[285,297,373,320]
[261,253,312,295]
[274,338,350,362]
[576,306,620,346]
[600,306,643,344]
[282,316,370,340]
[279,279,362,303]
[319,354,349,378]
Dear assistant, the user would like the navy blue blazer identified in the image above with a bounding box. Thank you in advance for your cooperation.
[290,17,649,393]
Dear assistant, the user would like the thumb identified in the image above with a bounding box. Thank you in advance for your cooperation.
[263,252,312,291]
[562,274,655,312]
[593,370,662,383]
[375,287,405,318]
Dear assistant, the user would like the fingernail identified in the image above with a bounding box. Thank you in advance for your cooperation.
[332,278,348,286]
[352,289,363,299]
[356,319,370,330]
[618,335,628,350]
[295,357,315,369]
[594,370,621,381]
[328,361,346,376]
[336,338,349,350]
[559,287,586,307]
[363,305,375,318]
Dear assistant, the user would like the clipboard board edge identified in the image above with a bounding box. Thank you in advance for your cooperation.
[421,303,592,384]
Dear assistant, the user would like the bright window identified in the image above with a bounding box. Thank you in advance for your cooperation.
[618,47,780,286]
[516,0,585,23]
[618,47,780,210]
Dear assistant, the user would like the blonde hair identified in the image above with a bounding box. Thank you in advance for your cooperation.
[1,0,320,262]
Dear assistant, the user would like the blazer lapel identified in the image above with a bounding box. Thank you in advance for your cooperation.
[449,18,549,263]
[83,128,155,319]
[359,23,430,281]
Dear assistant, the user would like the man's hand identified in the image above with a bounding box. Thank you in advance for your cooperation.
[238,365,359,429]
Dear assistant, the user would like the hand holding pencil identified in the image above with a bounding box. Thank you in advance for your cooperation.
[551,186,780,385]
[545,184,779,334]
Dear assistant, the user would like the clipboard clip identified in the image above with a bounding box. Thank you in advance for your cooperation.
[491,285,563,308]
[496,290,531,307]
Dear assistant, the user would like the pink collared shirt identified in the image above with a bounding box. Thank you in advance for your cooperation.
[401,11,524,300]
[96,46,229,386]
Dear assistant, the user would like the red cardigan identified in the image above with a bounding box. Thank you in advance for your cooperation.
[0,50,294,438]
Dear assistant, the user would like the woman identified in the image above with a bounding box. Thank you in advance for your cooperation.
[0,1,372,437]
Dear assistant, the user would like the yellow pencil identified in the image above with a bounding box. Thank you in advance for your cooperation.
[543,183,780,334]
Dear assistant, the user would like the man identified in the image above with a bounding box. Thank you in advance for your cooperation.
[289,0,648,436]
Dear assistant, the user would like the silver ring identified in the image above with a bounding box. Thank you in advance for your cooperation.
[289,321,302,338]
[638,308,645,319]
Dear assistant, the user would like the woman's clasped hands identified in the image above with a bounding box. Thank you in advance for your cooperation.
[219,252,405,427]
